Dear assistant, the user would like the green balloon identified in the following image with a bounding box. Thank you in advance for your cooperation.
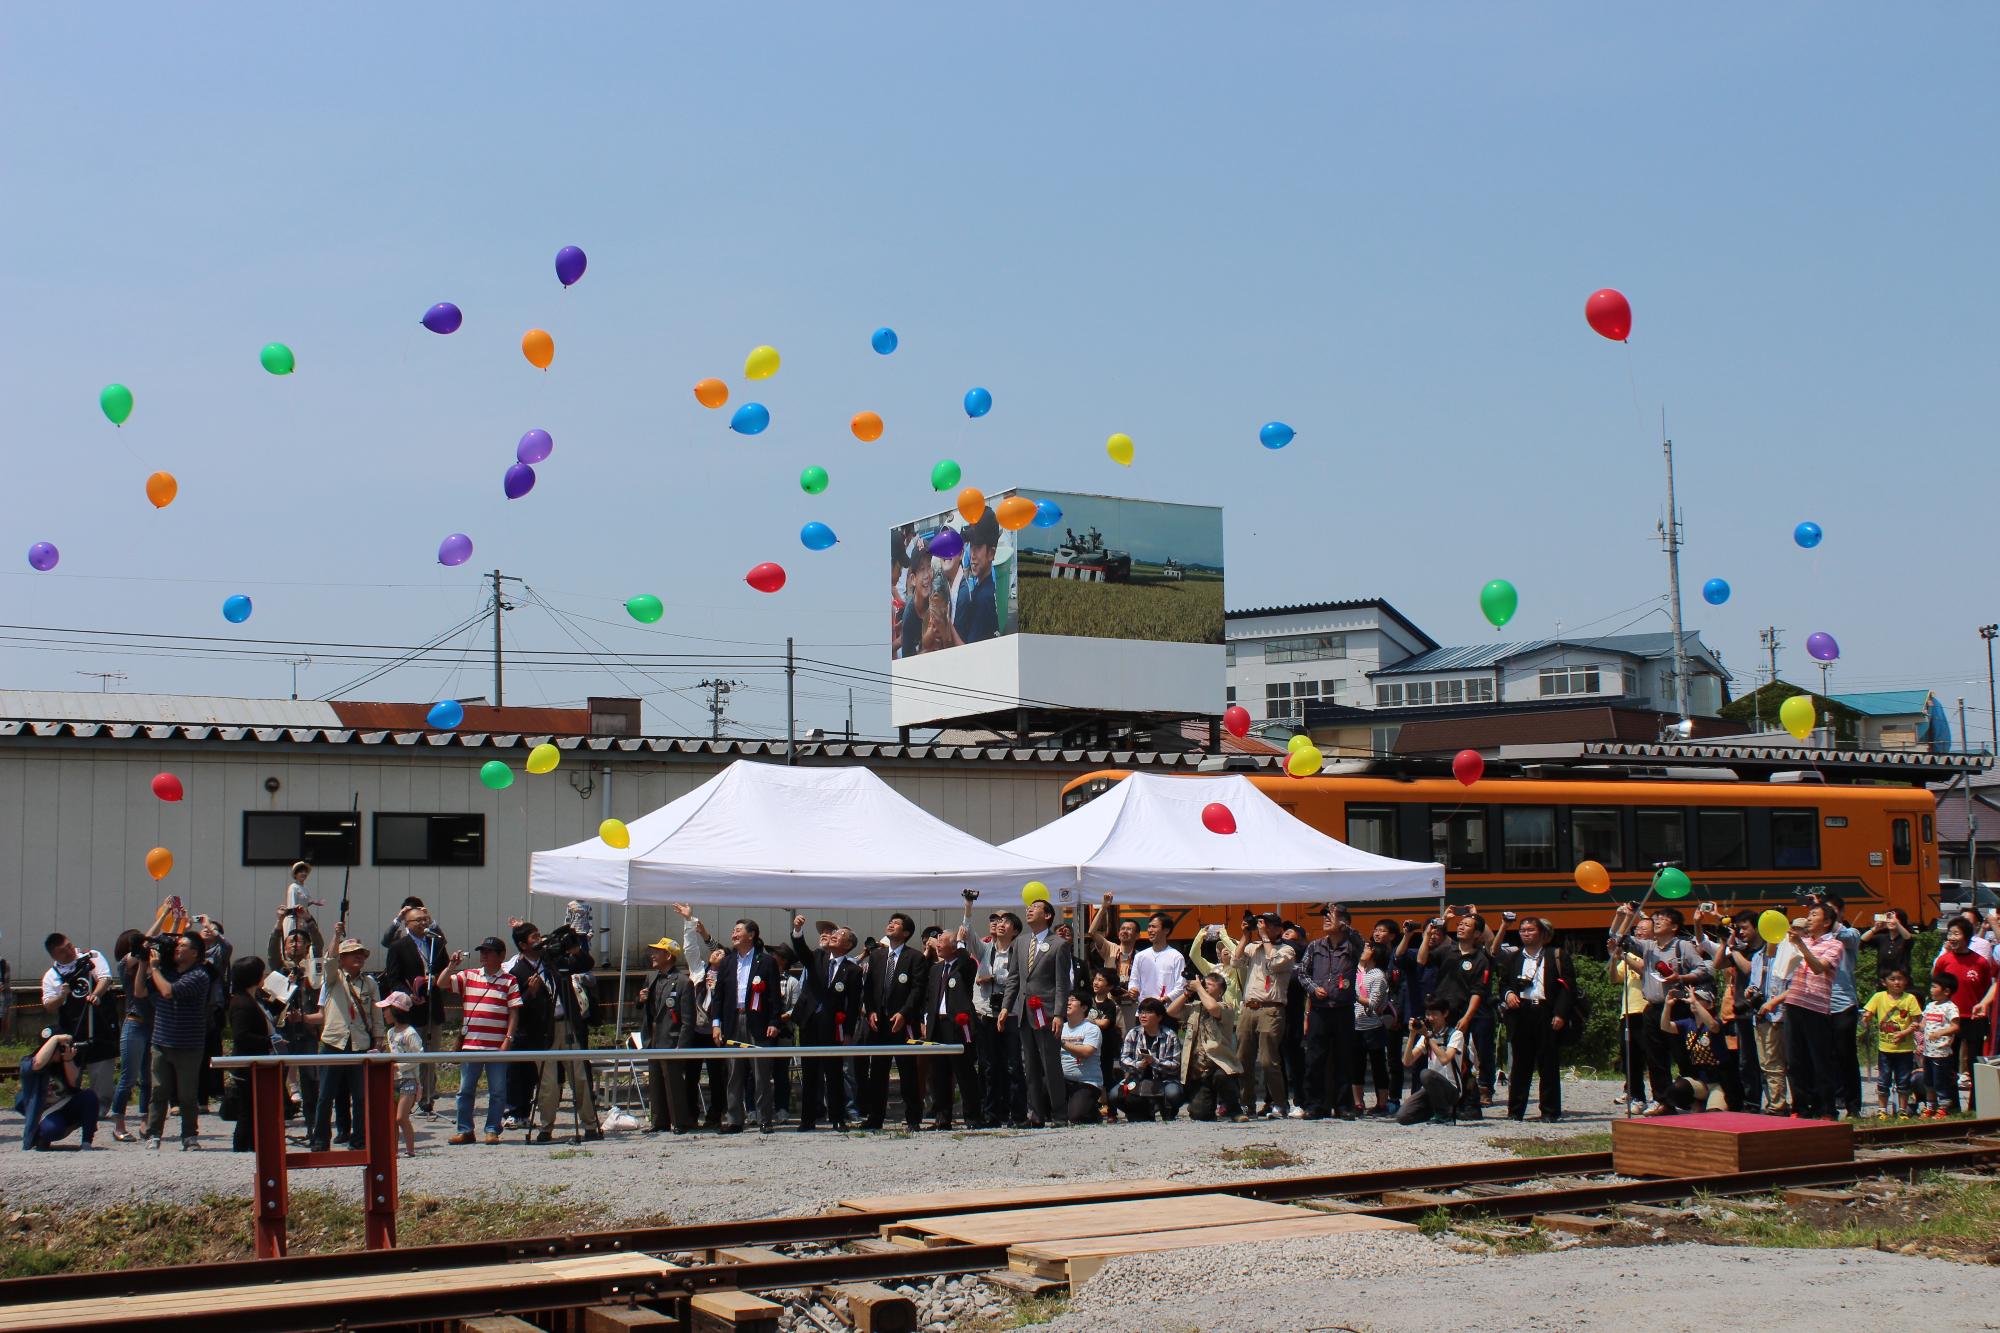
[478,760,514,791]
[800,465,829,495]
[626,594,664,624]
[260,342,296,376]
[1653,867,1692,900]
[100,383,133,426]
[930,459,961,492]
[1479,578,1518,629]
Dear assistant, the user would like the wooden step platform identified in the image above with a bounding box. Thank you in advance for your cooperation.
[1611,1111,1853,1178]
[882,1194,1295,1247]
[1008,1213,1413,1287]
[0,1253,679,1333]
[834,1178,1179,1214]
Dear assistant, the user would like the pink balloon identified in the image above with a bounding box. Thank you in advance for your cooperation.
[1201,802,1237,835]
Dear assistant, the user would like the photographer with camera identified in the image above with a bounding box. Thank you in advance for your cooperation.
[1609,902,1713,1116]
[108,929,154,1142]
[510,921,603,1142]
[1108,997,1182,1122]
[1167,968,1240,1120]
[40,931,118,1104]
[1395,998,1468,1124]
[15,1030,100,1149]
[136,929,213,1150]
[1658,980,1729,1111]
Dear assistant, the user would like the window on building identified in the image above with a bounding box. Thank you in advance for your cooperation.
[1376,683,1402,707]
[1262,633,1347,664]
[1429,808,1488,872]
[1346,806,1397,857]
[1622,667,1640,697]
[1370,725,1401,755]
[1635,808,1686,869]
[1225,642,1237,667]
[1265,678,1345,716]
[1468,677,1495,703]
[1698,809,1748,870]
[1501,806,1556,871]
[1404,681,1434,707]
[1225,686,1236,704]
[1771,808,1819,869]
[1538,665,1602,697]
[374,813,486,867]
[1571,808,1624,869]
[244,811,361,867]
[1435,679,1464,705]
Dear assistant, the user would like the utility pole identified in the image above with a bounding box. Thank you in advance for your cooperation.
[489,569,521,706]
[845,688,855,742]
[1759,626,1783,684]
[696,678,741,739]
[785,636,797,765]
[282,657,311,700]
[1980,624,1997,755]
[1657,419,1690,720]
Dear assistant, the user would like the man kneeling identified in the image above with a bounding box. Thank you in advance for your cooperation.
[1395,999,1466,1125]
[1167,970,1242,1120]
[1109,998,1182,1122]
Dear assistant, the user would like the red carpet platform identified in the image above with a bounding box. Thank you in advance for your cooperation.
[1611,1110,1854,1178]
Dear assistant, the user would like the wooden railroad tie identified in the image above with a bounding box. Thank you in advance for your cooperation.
[1780,1187,1857,1207]
[690,1290,782,1333]
[1531,1212,1619,1236]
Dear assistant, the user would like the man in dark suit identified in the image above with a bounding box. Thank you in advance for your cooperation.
[710,918,785,1134]
[921,927,983,1129]
[637,937,695,1134]
[790,914,862,1131]
[1495,915,1577,1122]
[382,906,450,1114]
[1003,898,1073,1126]
[863,912,929,1130]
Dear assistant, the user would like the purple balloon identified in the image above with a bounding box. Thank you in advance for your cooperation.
[503,462,537,500]
[1806,631,1840,663]
[555,246,587,288]
[420,302,463,334]
[27,541,59,572]
[438,533,474,567]
[928,528,964,561]
[516,428,553,464]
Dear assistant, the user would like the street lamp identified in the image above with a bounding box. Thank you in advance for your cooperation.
[1981,624,1998,756]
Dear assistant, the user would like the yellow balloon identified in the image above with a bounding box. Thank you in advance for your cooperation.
[1779,694,1816,741]
[1757,908,1790,945]
[1287,733,1312,753]
[1106,432,1135,466]
[1022,881,1051,905]
[744,345,781,380]
[526,742,561,775]
[1287,745,1323,778]
[599,817,631,850]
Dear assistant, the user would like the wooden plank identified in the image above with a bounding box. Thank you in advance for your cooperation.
[838,1178,1179,1213]
[1615,1203,1698,1221]
[1781,1187,1856,1206]
[885,1195,1299,1247]
[581,1308,680,1333]
[1532,1212,1618,1235]
[1611,1113,1853,1179]
[1380,1190,1456,1208]
[1006,1213,1413,1285]
[456,1321,543,1333]
[826,1283,915,1333]
[689,1291,780,1333]
[710,1246,790,1265]
[978,1271,1066,1298]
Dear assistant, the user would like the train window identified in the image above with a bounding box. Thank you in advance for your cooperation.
[1771,808,1819,869]
[1636,809,1687,870]
[1922,814,1933,844]
[1698,810,1748,870]
[1570,809,1624,870]
[1347,806,1398,858]
[1501,807,1557,871]
[1892,818,1912,867]
[1429,808,1488,872]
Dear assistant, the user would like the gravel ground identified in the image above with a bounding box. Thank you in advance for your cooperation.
[1043,1242,2000,1333]
[0,1077,1624,1219]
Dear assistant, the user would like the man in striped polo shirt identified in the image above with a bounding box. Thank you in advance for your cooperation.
[441,936,521,1145]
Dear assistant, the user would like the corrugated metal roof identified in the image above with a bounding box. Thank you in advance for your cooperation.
[0,691,343,727]
[1224,598,1439,651]
[1373,632,1724,678]
[1828,690,1932,718]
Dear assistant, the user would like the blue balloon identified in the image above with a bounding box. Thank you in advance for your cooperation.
[1793,521,1823,549]
[1032,499,1064,529]
[222,594,253,624]
[871,327,898,355]
[426,699,465,730]
[963,386,992,419]
[1702,578,1731,606]
[928,528,963,561]
[730,402,771,435]
[420,302,463,335]
[801,521,838,551]
[1259,421,1295,450]
[555,245,587,288]
[503,462,536,499]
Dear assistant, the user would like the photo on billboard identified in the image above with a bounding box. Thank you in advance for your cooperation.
[891,503,1018,660]
[1014,491,1223,644]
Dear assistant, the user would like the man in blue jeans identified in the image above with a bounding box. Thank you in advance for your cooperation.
[441,937,522,1145]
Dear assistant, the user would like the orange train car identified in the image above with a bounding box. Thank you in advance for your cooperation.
[1059,769,1939,940]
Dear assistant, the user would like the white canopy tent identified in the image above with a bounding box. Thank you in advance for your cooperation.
[1001,772,1445,904]
[528,759,1071,909]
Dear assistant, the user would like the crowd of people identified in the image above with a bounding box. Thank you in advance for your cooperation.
[13,865,1999,1152]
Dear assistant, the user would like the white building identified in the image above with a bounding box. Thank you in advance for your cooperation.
[1368,632,1731,717]
[1224,599,1438,724]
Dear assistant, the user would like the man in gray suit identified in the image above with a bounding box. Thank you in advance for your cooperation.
[1002,898,1073,1126]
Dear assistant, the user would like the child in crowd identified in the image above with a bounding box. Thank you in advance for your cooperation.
[379,991,423,1156]
[1913,973,1960,1118]
[1860,967,1921,1116]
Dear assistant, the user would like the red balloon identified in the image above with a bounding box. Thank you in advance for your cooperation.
[1222,705,1251,738]
[151,772,184,803]
[1585,288,1632,342]
[745,562,787,594]
[1452,749,1485,787]
[1201,802,1237,835]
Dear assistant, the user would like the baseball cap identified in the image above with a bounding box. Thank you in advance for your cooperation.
[647,936,681,953]
[376,991,414,1011]
[476,936,507,954]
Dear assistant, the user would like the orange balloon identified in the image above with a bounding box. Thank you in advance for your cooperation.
[521,328,554,370]
[145,846,174,881]
[996,495,1037,531]
[694,378,729,409]
[850,411,884,443]
[145,471,178,509]
[1573,860,1610,895]
[957,487,986,524]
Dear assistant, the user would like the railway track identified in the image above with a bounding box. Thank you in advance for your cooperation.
[3,1117,1993,1332]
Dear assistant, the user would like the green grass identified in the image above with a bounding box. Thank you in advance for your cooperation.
[1009,1295,1072,1327]
[1705,1176,2000,1255]
[1216,1143,1305,1170]
[1488,1131,1614,1158]
[1417,1206,1454,1237]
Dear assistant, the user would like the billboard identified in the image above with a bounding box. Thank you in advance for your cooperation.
[891,490,1223,662]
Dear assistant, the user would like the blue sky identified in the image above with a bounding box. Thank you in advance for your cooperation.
[2,5,1994,739]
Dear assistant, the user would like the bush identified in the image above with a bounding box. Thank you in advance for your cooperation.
[1564,951,1626,1073]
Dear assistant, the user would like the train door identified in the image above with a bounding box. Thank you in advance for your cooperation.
[1885,806,1924,919]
